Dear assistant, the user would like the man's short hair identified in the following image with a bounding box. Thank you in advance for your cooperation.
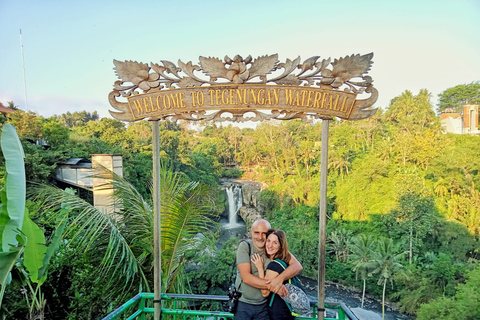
[251,219,271,230]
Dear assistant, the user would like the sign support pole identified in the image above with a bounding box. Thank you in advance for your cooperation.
[152,120,162,319]
[318,119,330,320]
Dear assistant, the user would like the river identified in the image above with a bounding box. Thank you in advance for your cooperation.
[300,276,414,320]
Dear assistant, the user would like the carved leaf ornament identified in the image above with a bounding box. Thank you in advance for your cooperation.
[109,53,378,122]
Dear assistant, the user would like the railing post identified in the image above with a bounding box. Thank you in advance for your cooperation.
[139,295,146,320]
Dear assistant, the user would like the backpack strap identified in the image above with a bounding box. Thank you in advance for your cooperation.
[236,240,251,290]
[273,259,287,270]
[274,258,304,288]
[268,259,303,316]
[238,239,251,256]
[269,259,290,307]
[272,259,290,283]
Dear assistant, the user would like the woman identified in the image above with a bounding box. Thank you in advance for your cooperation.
[252,228,295,320]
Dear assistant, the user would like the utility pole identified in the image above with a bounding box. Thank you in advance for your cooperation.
[20,29,29,111]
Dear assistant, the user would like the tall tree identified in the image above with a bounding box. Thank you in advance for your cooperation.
[385,89,440,133]
[6,110,43,141]
[368,238,406,320]
[7,101,20,110]
[349,235,375,308]
[389,193,438,264]
[41,118,71,147]
[54,111,100,128]
[384,90,442,169]
[437,82,480,113]
[328,228,353,262]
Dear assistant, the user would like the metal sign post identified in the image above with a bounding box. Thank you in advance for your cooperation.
[318,119,330,320]
[152,121,162,319]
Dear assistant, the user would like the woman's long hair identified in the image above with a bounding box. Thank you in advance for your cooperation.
[265,229,291,263]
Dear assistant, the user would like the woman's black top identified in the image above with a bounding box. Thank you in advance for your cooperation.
[266,260,295,320]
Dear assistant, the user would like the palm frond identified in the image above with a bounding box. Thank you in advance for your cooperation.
[159,168,219,292]
[27,163,220,298]
[27,179,150,298]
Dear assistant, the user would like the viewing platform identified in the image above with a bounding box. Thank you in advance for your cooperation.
[103,293,359,320]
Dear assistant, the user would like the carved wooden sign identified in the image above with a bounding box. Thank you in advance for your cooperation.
[108,54,378,122]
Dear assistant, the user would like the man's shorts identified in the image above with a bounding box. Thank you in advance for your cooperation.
[234,301,269,320]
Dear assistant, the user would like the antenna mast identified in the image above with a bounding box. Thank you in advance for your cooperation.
[20,29,29,111]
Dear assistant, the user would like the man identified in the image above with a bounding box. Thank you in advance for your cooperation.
[234,219,303,320]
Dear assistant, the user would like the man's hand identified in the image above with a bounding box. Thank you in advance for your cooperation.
[265,278,289,296]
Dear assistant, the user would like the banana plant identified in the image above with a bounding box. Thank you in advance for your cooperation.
[0,123,26,308]
[0,124,68,317]
[20,209,68,319]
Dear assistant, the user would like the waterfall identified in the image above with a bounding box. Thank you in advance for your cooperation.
[225,185,242,228]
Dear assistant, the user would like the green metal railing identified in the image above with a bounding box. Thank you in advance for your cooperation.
[102,293,359,320]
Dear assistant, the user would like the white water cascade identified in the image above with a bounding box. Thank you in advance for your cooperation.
[224,185,243,228]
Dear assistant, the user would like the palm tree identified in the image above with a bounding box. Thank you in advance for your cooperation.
[368,238,406,320]
[349,235,375,308]
[460,203,480,235]
[7,101,20,110]
[158,168,218,292]
[28,165,218,301]
[446,195,461,221]
[434,178,449,199]
[299,139,316,180]
[328,229,353,262]
[328,149,351,179]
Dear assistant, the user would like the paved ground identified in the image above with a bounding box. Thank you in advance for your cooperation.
[351,308,383,320]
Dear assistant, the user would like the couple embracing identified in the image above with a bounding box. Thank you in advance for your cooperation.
[234,219,303,320]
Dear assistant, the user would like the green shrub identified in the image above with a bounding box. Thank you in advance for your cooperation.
[221,169,244,178]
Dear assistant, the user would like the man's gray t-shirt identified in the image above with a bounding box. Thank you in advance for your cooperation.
[235,239,271,305]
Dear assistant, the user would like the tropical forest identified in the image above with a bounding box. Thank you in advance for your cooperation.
[0,82,480,320]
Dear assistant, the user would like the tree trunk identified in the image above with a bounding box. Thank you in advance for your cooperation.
[305,159,310,180]
[267,130,279,171]
[361,279,366,308]
[382,278,386,320]
[409,225,413,264]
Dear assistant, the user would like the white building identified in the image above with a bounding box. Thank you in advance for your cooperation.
[440,105,479,134]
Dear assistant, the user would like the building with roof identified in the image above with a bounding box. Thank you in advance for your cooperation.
[55,154,123,215]
[0,102,15,117]
[440,105,479,134]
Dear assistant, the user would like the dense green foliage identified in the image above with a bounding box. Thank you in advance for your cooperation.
[0,82,479,318]
[416,265,480,320]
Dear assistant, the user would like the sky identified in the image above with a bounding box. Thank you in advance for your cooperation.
[0,0,479,122]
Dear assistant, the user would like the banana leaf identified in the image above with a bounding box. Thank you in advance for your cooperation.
[0,124,26,308]
[0,124,26,252]
[22,213,46,284]
[0,233,26,307]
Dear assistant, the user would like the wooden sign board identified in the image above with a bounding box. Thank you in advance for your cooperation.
[108,54,378,122]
